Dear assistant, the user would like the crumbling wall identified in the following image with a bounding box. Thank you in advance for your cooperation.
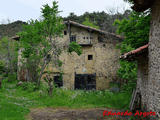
[42,25,122,90]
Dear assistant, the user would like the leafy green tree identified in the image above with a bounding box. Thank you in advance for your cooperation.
[64,10,131,33]
[18,1,82,89]
[0,37,18,81]
[114,11,150,92]
[114,11,150,53]
[82,18,100,29]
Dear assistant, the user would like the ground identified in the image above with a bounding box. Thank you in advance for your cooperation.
[27,108,129,120]
[0,80,131,120]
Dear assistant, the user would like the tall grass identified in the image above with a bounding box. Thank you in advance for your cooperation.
[0,80,131,120]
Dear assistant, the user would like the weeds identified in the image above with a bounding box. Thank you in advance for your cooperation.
[0,80,131,119]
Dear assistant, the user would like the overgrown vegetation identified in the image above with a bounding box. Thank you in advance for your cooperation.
[82,17,100,29]
[0,79,131,120]
[0,36,18,83]
[18,1,82,93]
[0,10,131,39]
[0,21,26,39]
[0,1,139,120]
[114,11,151,92]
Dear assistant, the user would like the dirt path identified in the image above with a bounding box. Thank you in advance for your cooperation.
[27,108,130,120]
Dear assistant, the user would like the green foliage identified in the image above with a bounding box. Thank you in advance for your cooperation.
[68,42,82,56]
[0,60,5,74]
[0,81,131,120]
[0,37,18,79]
[18,82,37,92]
[114,11,150,53]
[8,73,17,82]
[0,21,26,39]
[82,18,100,29]
[114,11,150,92]
[19,1,82,86]
[64,10,131,33]
[118,61,137,92]
[18,1,65,84]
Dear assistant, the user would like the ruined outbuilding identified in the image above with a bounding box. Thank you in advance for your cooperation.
[13,21,123,90]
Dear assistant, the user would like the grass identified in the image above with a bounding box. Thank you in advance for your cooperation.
[0,80,132,120]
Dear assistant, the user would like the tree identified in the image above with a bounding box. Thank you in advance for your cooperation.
[0,37,18,81]
[114,11,151,92]
[82,17,100,29]
[18,1,82,90]
[64,10,131,33]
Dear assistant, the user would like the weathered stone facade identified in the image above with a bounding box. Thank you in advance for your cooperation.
[14,21,122,90]
[148,0,160,118]
[44,21,122,90]
[121,0,160,118]
[136,53,149,111]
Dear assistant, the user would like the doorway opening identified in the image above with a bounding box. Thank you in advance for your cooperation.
[75,73,96,90]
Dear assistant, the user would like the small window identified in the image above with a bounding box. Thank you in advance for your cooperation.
[98,36,104,42]
[83,37,85,39]
[70,35,76,42]
[86,37,89,39]
[54,76,63,87]
[64,31,67,35]
[88,55,93,60]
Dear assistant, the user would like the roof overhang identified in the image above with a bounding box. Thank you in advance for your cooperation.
[12,35,20,41]
[64,20,124,41]
[132,0,155,12]
[120,44,148,61]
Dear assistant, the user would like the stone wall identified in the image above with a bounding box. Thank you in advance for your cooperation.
[45,25,121,90]
[137,53,149,111]
[148,0,160,118]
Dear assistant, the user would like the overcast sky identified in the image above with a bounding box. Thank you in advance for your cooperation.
[0,0,131,23]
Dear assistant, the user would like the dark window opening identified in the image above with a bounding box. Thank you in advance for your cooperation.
[90,37,93,39]
[47,54,51,60]
[64,31,67,35]
[54,76,63,87]
[70,35,76,42]
[86,37,89,39]
[98,36,104,42]
[88,55,93,60]
[75,74,96,90]
[83,37,85,39]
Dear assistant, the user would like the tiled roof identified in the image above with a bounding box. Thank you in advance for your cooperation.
[64,20,124,40]
[120,44,148,60]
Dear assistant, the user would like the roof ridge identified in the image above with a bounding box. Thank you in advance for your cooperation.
[64,20,124,40]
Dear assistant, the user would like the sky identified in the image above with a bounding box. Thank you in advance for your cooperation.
[0,0,131,23]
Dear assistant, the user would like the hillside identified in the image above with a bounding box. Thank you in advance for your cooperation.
[0,10,131,39]
[0,21,26,39]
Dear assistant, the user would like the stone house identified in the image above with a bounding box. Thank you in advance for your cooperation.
[13,20,123,90]
[120,0,160,119]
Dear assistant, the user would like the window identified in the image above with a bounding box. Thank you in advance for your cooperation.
[83,37,85,39]
[88,55,93,60]
[54,76,63,87]
[98,36,104,42]
[64,31,67,35]
[70,35,76,42]
[90,37,93,39]
[75,74,96,90]
[86,37,89,39]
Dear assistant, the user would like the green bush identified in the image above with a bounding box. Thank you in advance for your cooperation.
[19,82,37,92]
[8,73,17,82]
